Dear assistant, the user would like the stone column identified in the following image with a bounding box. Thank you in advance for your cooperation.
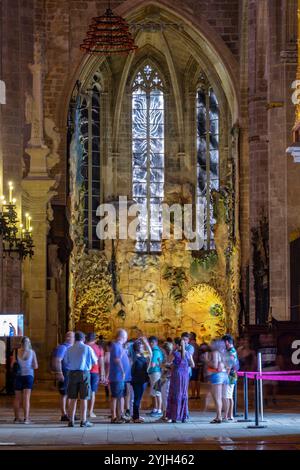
[22,176,56,378]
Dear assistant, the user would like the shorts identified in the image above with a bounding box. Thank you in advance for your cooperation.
[190,368,200,381]
[208,372,228,385]
[67,371,91,400]
[222,383,235,399]
[90,372,100,393]
[15,375,34,391]
[58,371,69,396]
[110,381,126,399]
[149,372,162,397]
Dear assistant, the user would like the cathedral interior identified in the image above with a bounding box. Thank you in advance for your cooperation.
[0,0,300,384]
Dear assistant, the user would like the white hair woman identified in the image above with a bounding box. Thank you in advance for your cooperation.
[206,339,228,424]
[13,336,38,424]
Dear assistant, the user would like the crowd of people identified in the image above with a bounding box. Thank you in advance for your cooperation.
[10,329,281,426]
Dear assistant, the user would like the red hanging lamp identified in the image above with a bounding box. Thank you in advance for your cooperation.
[80,3,138,55]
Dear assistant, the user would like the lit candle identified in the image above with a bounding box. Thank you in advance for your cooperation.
[28,216,32,231]
[25,213,29,231]
[8,182,13,204]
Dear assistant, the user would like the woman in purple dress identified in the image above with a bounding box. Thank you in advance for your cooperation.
[166,337,194,423]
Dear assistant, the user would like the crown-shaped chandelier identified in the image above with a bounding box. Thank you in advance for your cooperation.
[80,2,138,55]
[0,182,34,260]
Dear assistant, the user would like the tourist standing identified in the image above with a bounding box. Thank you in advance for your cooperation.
[166,337,194,423]
[85,332,105,418]
[13,336,38,424]
[222,334,239,421]
[52,331,75,421]
[131,337,152,423]
[104,341,111,399]
[160,341,173,422]
[64,331,97,428]
[237,336,256,371]
[109,329,131,423]
[148,336,164,418]
[206,339,228,424]
[189,332,200,399]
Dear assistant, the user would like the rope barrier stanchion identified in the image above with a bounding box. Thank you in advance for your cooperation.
[237,372,252,423]
[233,381,243,418]
[257,352,265,422]
[247,373,267,429]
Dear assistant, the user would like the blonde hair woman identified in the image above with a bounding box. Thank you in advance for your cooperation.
[13,336,38,424]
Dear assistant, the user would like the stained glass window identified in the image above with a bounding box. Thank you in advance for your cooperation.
[196,84,219,250]
[132,64,164,253]
[76,83,101,249]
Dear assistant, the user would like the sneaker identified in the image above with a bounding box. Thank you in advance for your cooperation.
[80,421,93,428]
[150,410,163,418]
[125,410,131,418]
[89,412,97,418]
[68,421,75,427]
[122,414,131,422]
[61,414,69,422]
[23,419,31,425]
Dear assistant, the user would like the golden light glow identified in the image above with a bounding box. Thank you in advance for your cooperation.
[182,284,226,343]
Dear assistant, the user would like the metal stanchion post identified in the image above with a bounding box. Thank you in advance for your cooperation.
[248,373,267,429]
[238,373,252,422]
[233,381,243,418]
[257,352,266,422]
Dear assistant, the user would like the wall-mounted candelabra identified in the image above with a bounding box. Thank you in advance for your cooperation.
[0,182,34,260]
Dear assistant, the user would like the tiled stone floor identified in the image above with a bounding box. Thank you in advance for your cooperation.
[0,385,300,450]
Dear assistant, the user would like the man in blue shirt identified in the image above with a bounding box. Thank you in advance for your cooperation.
[64,331,97,428]
[52,331,75,422]
[109,329,131,423]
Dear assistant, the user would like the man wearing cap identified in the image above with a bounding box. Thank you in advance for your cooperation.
[86,332,105,418]
[52,331,75,422]
[64,331,97,428]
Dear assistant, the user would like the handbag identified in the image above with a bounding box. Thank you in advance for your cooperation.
[11,350,20,377]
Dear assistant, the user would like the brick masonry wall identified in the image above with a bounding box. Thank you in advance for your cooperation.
[0,0,34,313]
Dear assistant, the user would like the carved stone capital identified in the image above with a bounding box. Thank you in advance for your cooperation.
[22,177,57,234]
[25,146,50,177]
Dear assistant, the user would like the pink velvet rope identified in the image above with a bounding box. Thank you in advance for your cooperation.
[238,371,300,381]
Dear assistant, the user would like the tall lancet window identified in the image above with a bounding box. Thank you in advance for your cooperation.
[76,82,101,249]
[132,64,165,253]
[196,80,219,250]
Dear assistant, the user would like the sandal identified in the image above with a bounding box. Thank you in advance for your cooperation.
[210,418,222,424]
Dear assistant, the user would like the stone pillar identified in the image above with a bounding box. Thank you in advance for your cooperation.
[22,176,56,378]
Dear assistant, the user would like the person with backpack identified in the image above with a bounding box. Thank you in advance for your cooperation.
[222,334,239,422]
[12,336,38,424]
[51,331,75,422]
